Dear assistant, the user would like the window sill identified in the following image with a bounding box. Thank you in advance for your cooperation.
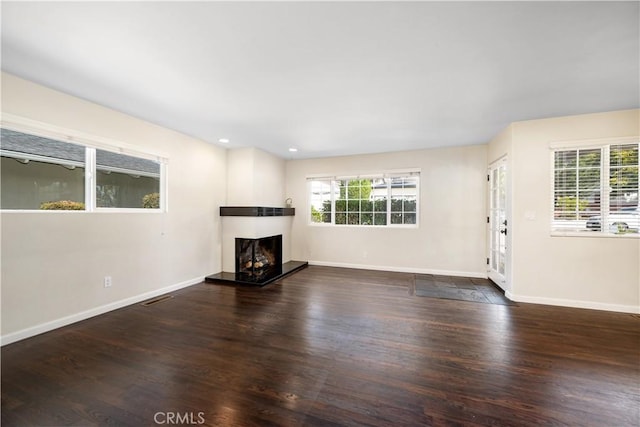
[308,223,418,229]
[551,231,639,238]
[1,209,165,214]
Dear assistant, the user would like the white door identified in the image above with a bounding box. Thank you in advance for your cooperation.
[488,158,508,289]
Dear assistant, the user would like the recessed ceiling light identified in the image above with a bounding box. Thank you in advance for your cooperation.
[289,148,298,152]
[218,138,230,143]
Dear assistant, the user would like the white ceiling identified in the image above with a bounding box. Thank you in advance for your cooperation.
[2,1,638,159]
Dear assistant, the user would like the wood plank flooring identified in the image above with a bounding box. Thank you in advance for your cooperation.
[2,266,639,426]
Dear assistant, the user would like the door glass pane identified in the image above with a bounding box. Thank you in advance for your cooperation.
[489,161,507,284]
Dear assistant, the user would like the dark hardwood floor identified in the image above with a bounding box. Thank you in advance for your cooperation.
[2,266,639,426]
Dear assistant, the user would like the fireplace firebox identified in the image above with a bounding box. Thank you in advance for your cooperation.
[235,235,283,281]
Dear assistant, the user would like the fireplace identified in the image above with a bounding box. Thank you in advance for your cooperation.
[205,229,307,287]
[235,234,283,281]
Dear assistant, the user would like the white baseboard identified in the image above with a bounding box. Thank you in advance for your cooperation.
[308,260,487,279]
[506,291,640,314]
[309,262,637,313]
[1,276,203,346]
[6,272,633,346]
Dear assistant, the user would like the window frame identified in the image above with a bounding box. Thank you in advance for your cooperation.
[550,137,639,238]
[1,114,168,213]
[307,170,420,228]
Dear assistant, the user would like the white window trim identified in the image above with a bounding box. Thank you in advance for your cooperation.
[550,231,638,238]
[549,136,638,150]
[307,170,420,228]
[306,168,421,181]
[1,114,168,162]
[85,146,96,212]
[0,114,168,213]
[549,139,639,239]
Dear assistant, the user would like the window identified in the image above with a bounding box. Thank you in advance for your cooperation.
[1,129,86,210]
[1,126,165,211]
[309,179,333,223]
[552,142,639,235]
[308,171,419,226]
[335,178,389,225]
[96,149,161,208]
[390,176,418,225]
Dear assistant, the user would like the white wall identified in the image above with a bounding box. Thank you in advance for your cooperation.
[226,147,287,206]
[285,145,488,276]
[1,73,227,344]
[488,124,513,164]
[491,109,640,313]
[222,147,291,272]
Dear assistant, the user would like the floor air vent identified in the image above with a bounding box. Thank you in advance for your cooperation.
[141,295,173,306]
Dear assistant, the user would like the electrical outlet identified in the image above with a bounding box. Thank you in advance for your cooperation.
[104,276,112,288]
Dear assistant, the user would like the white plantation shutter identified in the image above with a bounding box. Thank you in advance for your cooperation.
[609,144,639,211]
[552,148,602,231]
[552,142,639,235]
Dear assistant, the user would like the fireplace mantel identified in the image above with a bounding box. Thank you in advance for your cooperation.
[220,206,295,217]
